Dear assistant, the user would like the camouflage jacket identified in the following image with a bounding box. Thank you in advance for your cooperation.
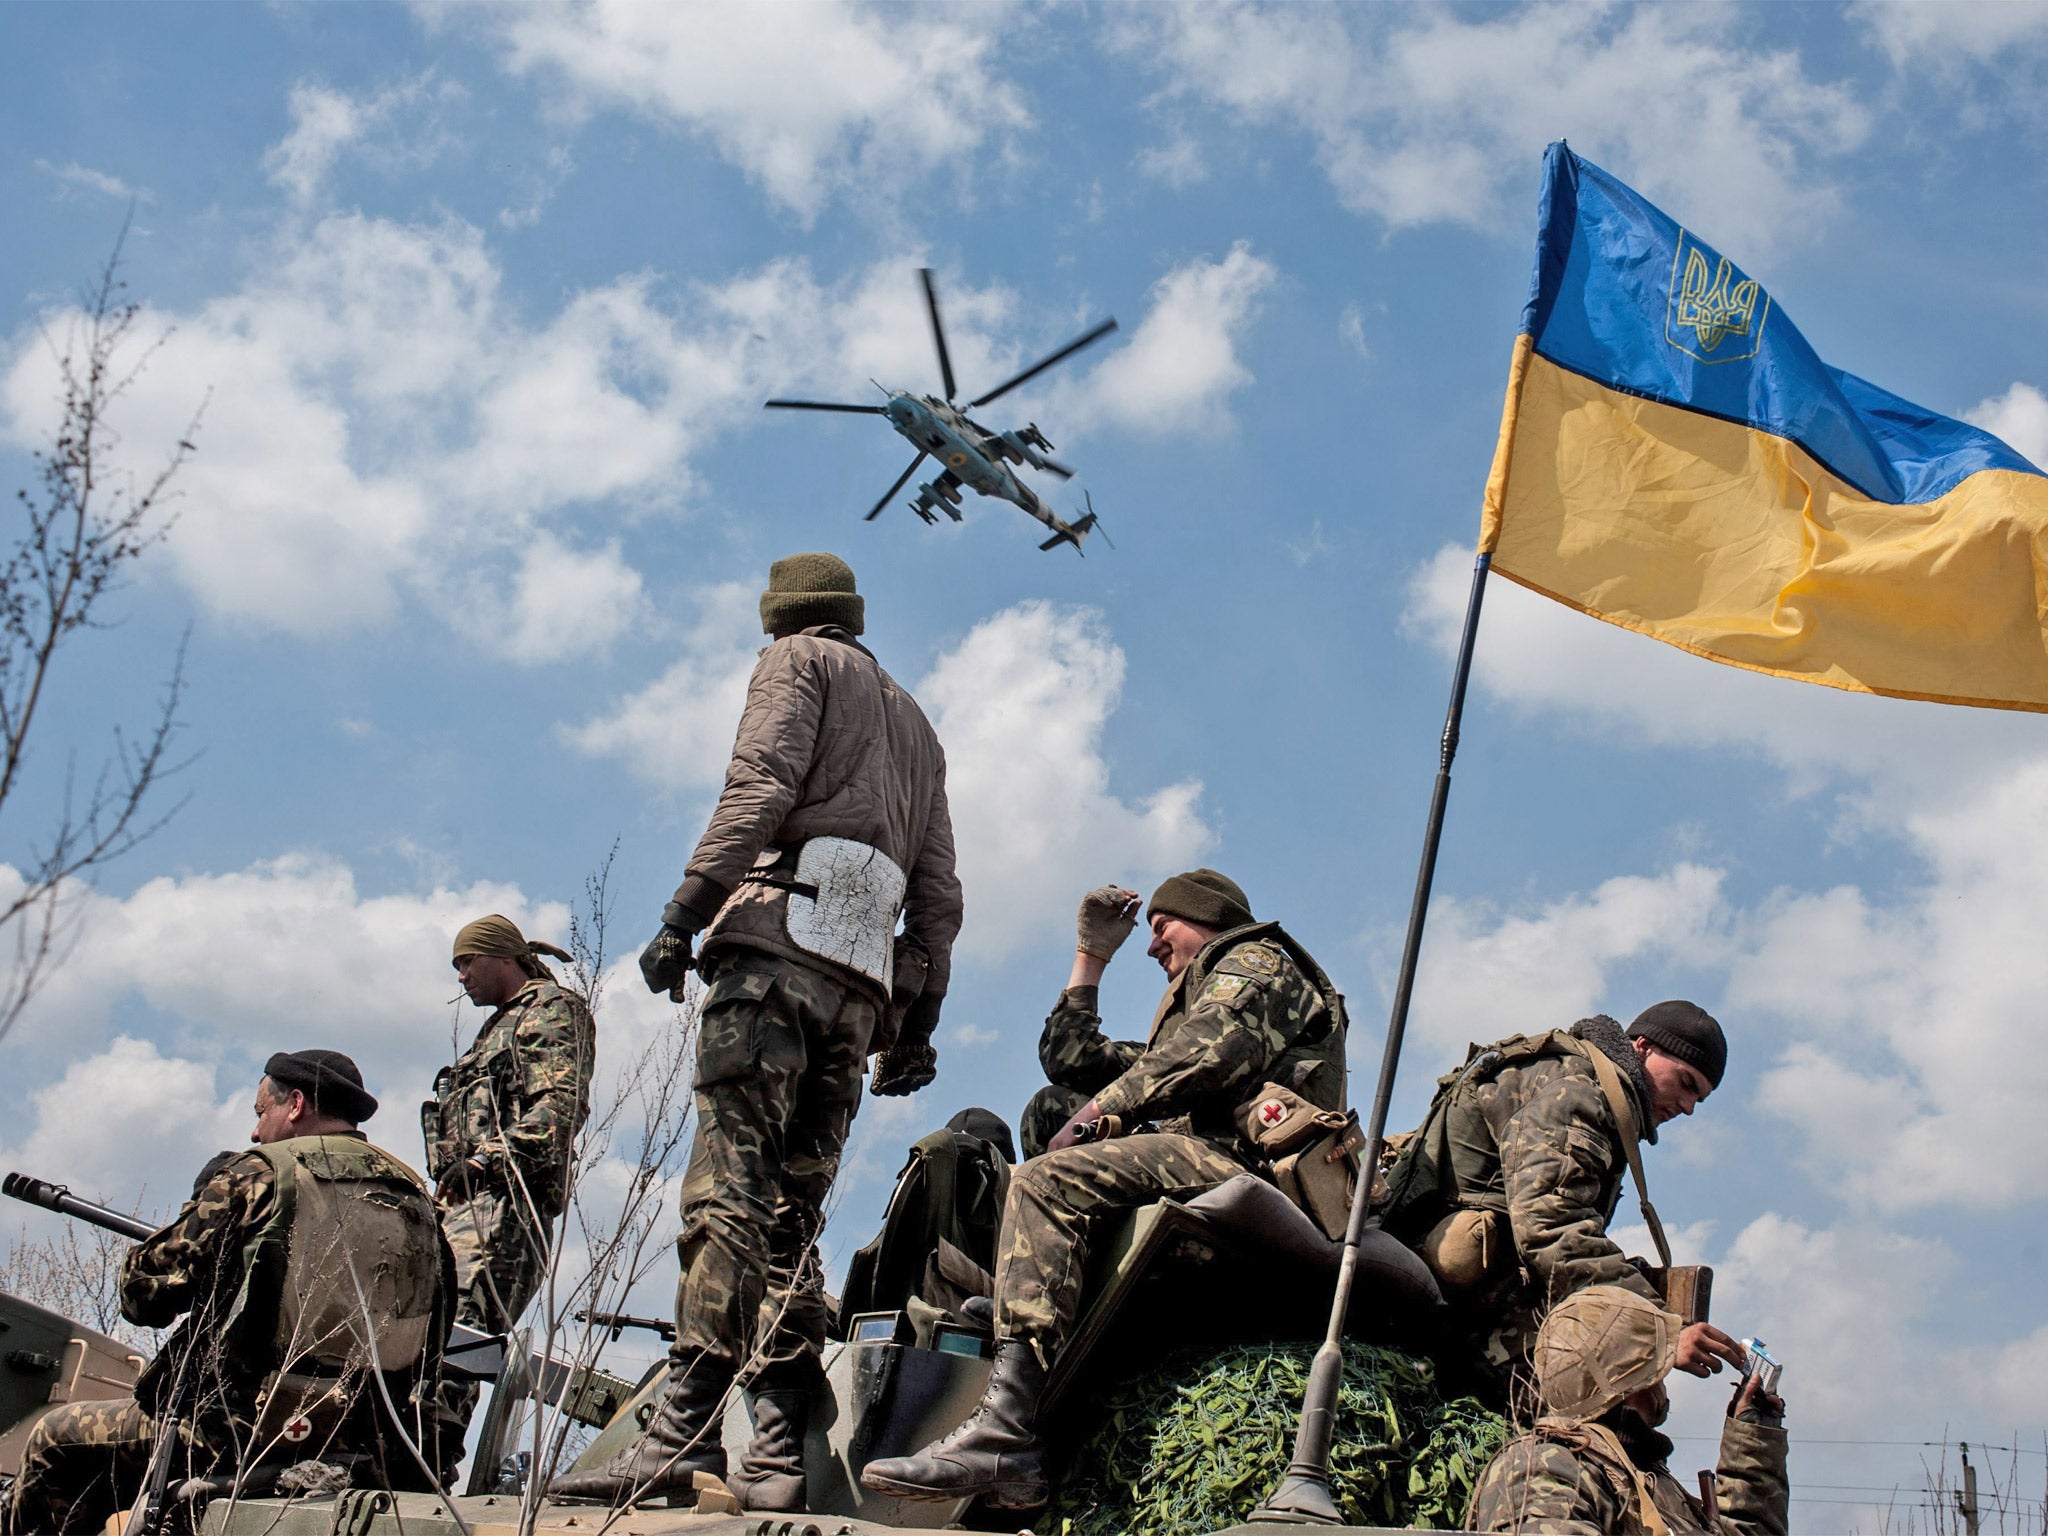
[1385,1018,1663,1371]
[1078,922,1345,1158]
[426,977,595,1210]
[1466,1408,1789,1534]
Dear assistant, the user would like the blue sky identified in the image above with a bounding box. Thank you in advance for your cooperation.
[6,2,2048,1524]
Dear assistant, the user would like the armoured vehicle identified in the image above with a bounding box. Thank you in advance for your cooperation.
[3,1162,1455,1536]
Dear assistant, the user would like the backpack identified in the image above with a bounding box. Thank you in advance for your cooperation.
[836,1109,1013,1327]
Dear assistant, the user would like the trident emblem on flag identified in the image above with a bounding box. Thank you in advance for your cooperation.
[1667,232,1768,363]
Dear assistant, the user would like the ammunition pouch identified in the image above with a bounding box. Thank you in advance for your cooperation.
[1417,1207,1507,1292]
[1238,1083,1363,1242]
[419,1091,448,1181]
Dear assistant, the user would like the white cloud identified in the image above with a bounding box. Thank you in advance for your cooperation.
[35,161,149,203]
[1135,134,1207,188]
[1116,3,1867,253]
[1405,864,1727,1056]
[1851,0,2048,69]
[468,0,1031,222]
[919,602,1212,958]
[1337,302,1368,362]
[263,73,464,205]
[464,534,647,664]
[1967,381,2048,470]
[560,581,761,787]
[1060,244,1275,437]
[569,599,1214,961]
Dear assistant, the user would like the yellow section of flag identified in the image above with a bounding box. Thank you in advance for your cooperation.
[1480,339,2048,712]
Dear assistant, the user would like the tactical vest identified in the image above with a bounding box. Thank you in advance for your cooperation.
[1376,1029,1634,1244]
[1148,921,1347,1145]
[227,1136,443,1457]
[1525,1418,1700,1536]
[422,978,584,1204]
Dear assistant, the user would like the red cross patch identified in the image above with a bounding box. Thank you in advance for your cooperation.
[282,1414,313,1443]
[1258,1099,1286,1128]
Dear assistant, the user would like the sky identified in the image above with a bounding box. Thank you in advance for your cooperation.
[4,2,2048,1526]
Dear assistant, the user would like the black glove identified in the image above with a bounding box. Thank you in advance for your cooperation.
[871,992,942,1097]
[639,901,697,997]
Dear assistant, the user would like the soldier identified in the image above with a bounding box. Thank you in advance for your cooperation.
[4,1052,450,1535]
[551,552,961,1513]
[1376,1002,1747,1407]
[860,869,1345,1510]
[425,914,595,1469]
[1465,1285,1788,1533]
[1016,886,1143,1159]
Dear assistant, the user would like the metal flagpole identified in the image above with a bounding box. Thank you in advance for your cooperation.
[1254,550,1493,1525]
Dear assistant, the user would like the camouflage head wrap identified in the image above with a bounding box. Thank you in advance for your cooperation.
[453,914,573,981]
[1533,1285,1682,1421]
[760,552,864,636]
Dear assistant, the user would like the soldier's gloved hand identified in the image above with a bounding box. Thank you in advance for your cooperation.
[1076,885,1141,960]
[871,994,942,1097]
[639,902,697,997]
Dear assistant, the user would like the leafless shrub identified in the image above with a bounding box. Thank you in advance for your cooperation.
[1,216,201,1042]
[2,1215,161,1352]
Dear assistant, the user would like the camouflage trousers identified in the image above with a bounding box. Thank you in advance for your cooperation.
[992,1132,1247,1367]
[1018,1084,1091,1161]
[431,1180,556,1453]
[673,946,878,1380]
[5,1398,201,1535]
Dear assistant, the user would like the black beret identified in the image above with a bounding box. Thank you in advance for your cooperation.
[264,1049,378,1123]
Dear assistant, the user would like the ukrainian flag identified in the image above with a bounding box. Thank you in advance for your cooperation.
[1482,143,2048,711]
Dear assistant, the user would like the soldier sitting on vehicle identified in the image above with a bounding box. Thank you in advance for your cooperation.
[1465,1284,1789,1533]
[426,914,595,1473]
[1376,1002,1746,1409]
[859,870,1346,1510]
[3,1051,451,1536]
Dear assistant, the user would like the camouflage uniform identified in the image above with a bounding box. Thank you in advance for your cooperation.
[1378,1018,1664,1401]
[674,947,878,1376]
[1017,987,1144,1158]
[8,1138,446,1535]
[1466,1409,1788,1534]
[993,922,1344,1366]
[424,977,594,1435]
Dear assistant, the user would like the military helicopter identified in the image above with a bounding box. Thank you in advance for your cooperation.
[766,269,1117,553]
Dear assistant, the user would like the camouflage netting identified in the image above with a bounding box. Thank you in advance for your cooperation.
[1049,1341,1511,1534]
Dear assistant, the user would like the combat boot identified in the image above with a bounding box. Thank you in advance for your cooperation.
[858,1340,1047,1509]
[547,1354,734,1505]
[726,1373,815,1513]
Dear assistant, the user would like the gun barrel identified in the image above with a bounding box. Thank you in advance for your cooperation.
[3,1171,156,1242]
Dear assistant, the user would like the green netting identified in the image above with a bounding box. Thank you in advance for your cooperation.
[1049,1341,1510,1535]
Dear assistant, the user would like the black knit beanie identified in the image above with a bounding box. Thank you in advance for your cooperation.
[1625,1001,1727,1090]
[264,1049,379,1123]
[760,552,864,635]
[1147,869,1255,933]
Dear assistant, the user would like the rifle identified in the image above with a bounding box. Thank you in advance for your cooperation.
[574,1308,677,1343]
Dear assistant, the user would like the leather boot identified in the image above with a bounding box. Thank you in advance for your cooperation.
[726,1386,812,1512]
[858,1340,1048,1509]
[548,1355,734,1505]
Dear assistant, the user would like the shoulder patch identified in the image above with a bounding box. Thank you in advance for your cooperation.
[1203,973,1254,1005]
[1220,942,1282,977]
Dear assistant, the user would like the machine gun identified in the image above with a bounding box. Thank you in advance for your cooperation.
[5,1169,645,1496]
[574,1308,676,1343]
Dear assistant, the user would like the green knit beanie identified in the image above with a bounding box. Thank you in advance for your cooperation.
[1147,869,1255,933]
[760,552,864,636]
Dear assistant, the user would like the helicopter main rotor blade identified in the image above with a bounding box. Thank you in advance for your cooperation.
[1036,457,1076,480]
[865,452,929,520]
[968,318,1119,409]
[919,268,958,402]
[764,399,886,414]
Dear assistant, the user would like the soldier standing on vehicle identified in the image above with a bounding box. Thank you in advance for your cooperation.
[859,870,1345,1510]
[550,552,961,1513]
[425,914,595,1472]
[1376,1001,1747,1408]
[1465,1285,1789,1533]
[2,1052,450,1536]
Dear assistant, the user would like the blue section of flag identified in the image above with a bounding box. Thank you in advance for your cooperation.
[1521,142,2043,504]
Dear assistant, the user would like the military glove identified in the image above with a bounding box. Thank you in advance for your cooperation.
[639,901,697,998]
[871,992,943,1097]
[1076,885,1141,960]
